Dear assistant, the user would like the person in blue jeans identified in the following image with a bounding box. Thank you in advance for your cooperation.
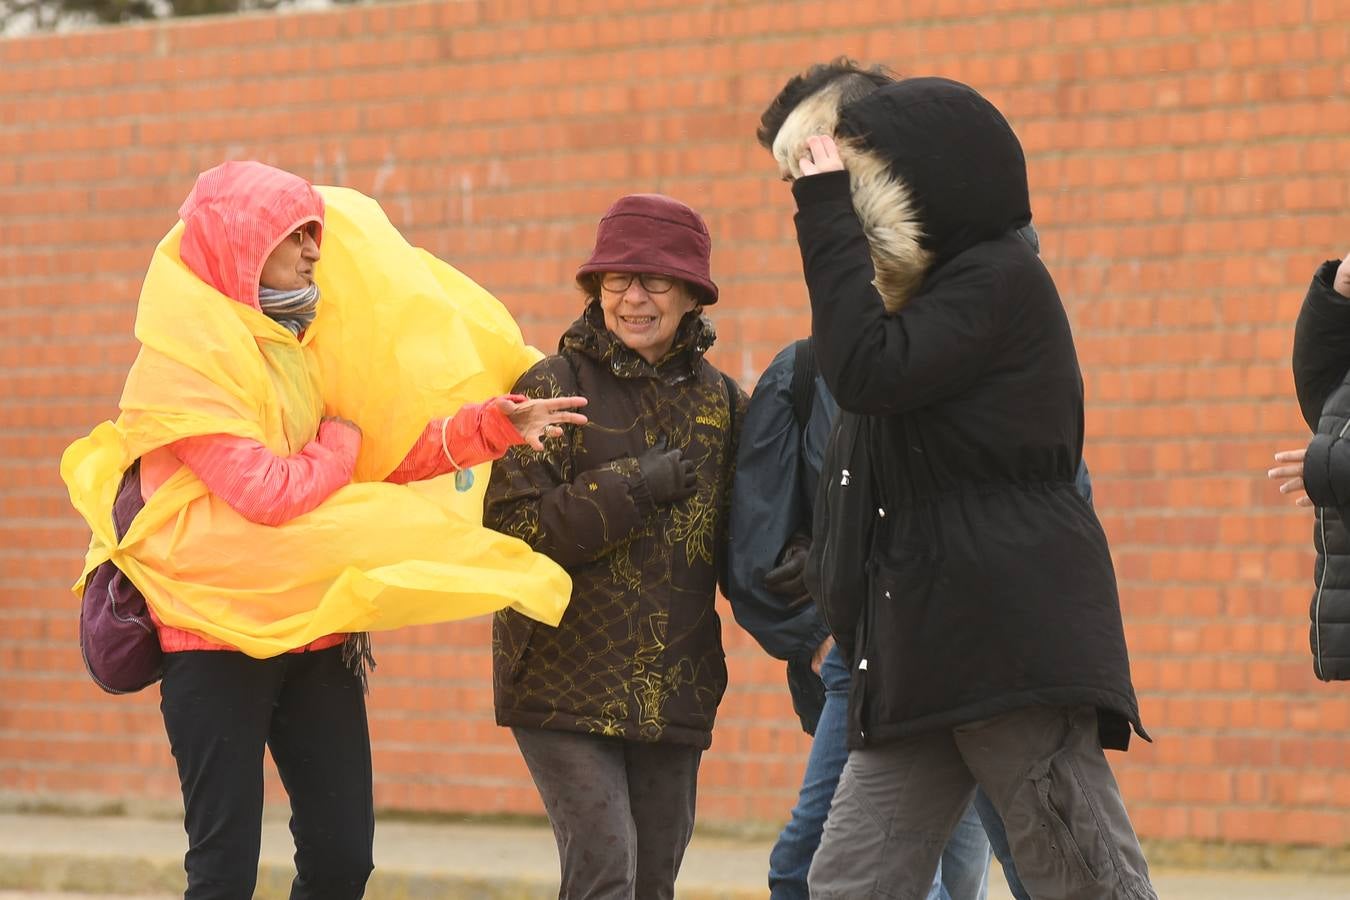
[725,336,994,900]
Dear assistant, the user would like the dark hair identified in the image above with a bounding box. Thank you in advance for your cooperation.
[756,57,897,149]
[578,272,602,302]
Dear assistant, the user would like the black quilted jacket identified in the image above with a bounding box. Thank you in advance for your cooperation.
[1292,260,1350,680]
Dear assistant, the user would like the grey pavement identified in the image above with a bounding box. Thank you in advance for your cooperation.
[4,811,1350,899]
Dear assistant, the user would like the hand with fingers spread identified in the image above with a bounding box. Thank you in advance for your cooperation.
[495,395,589,451]
[1269,447,1312,508]
[636,444,697,504]
[798,134,846,177]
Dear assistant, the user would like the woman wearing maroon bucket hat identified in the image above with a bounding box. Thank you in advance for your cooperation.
[484,193,747,899]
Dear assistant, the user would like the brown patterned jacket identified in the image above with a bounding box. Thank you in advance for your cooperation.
[486,303,747,748]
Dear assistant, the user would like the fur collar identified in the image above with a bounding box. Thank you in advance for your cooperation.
[774,90,933,313]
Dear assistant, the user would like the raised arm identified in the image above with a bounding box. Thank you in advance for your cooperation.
[791,168,1007,416]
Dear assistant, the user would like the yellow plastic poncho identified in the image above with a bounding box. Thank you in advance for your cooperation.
[61,184,571,658]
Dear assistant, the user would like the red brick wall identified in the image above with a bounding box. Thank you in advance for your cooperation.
[3,0,1349,848]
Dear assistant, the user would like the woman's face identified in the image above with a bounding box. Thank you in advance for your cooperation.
[597,272,699,364]
[259,223,320,291]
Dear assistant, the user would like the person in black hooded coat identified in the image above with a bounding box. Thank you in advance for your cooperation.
[773,74,1158,900]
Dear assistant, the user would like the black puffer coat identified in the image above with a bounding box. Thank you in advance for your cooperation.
[1292,260,1350,680]
[796,77,1147,750]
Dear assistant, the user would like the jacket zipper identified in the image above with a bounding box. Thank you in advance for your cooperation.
[814,470,844,641]
[851,583,878,745]
[814,418,857,644]
[1316,506,1326,680]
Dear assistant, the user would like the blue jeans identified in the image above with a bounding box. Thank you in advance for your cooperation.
[973,783,1031,900]
[930,800,992,900]
[768,645,991,900]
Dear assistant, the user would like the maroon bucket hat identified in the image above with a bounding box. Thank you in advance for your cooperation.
[576,193,718,304]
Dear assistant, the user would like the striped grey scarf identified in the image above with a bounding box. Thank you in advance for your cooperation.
[257,283,320,336]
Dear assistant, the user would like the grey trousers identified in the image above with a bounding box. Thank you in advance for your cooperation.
[512,726,703,900]
[807,706,1157,900]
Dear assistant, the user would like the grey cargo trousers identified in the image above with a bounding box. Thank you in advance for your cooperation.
[808,705,1157,900]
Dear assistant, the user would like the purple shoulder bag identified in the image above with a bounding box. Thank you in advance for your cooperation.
[79,461,163,694]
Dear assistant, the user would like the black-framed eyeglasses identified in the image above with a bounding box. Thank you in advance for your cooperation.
[600,272,676,294]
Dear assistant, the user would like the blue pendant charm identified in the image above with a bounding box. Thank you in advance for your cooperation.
[454,468,475,492]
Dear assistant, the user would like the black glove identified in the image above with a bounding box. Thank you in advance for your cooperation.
[637,446,697,504]
[763,533,813,609]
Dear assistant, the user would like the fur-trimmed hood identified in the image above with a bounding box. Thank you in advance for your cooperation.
[774,77,1031,312]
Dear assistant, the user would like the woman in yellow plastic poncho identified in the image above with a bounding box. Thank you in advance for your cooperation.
[61,161,586,898]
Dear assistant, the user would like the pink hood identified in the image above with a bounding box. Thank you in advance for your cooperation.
[178,161,325,311]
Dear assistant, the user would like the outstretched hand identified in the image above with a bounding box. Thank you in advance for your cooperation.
[1268,447,1312,508]
[799,134,846,177]
[495,395,589,451]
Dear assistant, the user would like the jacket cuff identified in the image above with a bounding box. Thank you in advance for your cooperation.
[791,170,851,209]
[1304,434,1338,507]
[479,397,527,453]
[628,467,657,518]
[793,620,832,665]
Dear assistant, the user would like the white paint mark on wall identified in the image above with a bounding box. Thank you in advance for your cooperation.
[740,343,756,386]
[459,172,473,224]
[329,148,348,187]
[487,160,507,189]
[370,149,412,224]
[372,150,397,195]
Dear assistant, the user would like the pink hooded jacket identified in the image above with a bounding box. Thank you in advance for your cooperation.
[145,161,523,653]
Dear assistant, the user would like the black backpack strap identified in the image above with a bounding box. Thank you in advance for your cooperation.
[789,337,816,432]
[717,369,742,587]
[722,370,739,438]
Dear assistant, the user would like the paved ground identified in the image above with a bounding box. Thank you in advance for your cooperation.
[5,811,1350,898]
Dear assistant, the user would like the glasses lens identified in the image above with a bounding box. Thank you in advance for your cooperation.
[639,274,674,293]
[601,273,633,292]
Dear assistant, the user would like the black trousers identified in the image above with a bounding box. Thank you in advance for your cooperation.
[159,646,374,900]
